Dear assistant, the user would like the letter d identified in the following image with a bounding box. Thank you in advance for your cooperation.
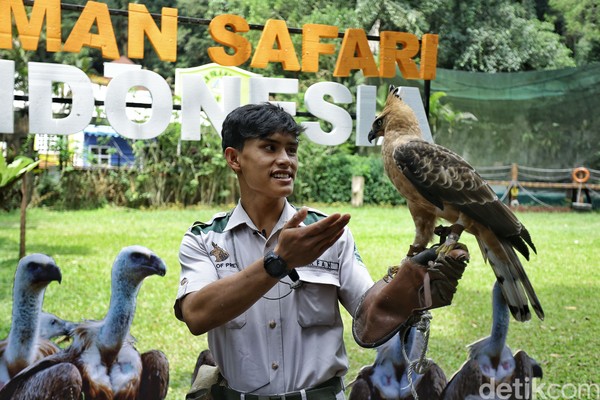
[29,62,94,135]
[479,381,496,400]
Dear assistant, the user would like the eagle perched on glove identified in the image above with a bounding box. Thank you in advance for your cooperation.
[368,85,544,323]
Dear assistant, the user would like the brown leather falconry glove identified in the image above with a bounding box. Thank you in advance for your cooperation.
[352,244,469,348]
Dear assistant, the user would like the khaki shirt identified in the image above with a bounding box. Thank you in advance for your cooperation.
[174,201,373,394]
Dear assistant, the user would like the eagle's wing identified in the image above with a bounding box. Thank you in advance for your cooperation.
[393,139,535,260]
[414,363,447,400]
[347,365,376,399]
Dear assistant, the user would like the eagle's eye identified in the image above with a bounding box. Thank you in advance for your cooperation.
[376,119,383,127]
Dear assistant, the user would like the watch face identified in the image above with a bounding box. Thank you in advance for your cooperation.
[265,252,287,279]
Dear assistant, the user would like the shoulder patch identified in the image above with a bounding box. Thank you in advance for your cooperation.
[190,211,231,235]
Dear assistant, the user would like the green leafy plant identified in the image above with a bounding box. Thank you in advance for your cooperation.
[0,153,40,190]
[0,152,40,257]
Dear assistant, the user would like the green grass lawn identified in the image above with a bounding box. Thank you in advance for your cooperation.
[1,205,599,398]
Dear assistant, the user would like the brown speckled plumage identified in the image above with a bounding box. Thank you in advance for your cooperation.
[368,85,544,323]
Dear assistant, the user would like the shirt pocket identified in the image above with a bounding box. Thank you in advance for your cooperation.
[296,282,339,328]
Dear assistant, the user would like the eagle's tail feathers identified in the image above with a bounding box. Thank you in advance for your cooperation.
[482,241,534,322]
[490,261,531,322]
[497,275,532,322]
[520,226,537,255]
[507,303,529,322]
[509,235,531,261]
[476,238,489,264]
[503,241,545,321]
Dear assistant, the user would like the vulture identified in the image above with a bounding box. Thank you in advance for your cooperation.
[191,349,216,386]
[441,282,543,400]
[0,245,170,400]
[38,311,77,341]
[188,349,218,400]
[348,328,446,400]
[368,85,544,323]
[0,254,62,390]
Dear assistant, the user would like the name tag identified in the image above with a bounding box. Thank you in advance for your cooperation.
[297,258,340,287]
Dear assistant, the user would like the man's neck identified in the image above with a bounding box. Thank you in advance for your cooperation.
[240,197,286,237]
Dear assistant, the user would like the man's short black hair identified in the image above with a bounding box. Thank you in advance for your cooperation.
[221,103,305,152]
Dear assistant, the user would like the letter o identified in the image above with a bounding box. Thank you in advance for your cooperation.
[105,70,173,140]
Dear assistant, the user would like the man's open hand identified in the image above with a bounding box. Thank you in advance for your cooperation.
[275,207,350,269]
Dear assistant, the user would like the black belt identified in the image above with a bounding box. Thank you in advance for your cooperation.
[216,377,343,400]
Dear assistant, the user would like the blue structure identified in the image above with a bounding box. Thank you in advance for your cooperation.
[82,125,135,168]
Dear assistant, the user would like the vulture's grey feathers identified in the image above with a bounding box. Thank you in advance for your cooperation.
[0,246,169,400]
[0,254,62,389]
[38,311,76,341]
[348,329,446,399]
[442,282,543,400]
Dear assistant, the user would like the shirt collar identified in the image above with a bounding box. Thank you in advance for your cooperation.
[224,200,303,233]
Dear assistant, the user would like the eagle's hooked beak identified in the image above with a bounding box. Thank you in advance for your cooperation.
[368,130,376,143]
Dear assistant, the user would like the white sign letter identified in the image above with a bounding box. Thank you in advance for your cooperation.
[249,77,298,115]
[0,60,15,134]
[180,75,240,140]
[29,62,94,135]
[356,84,377,146]
[105,70,173,140]
[302,82,352,146]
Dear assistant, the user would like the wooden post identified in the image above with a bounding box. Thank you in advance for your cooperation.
[351,176,364,207]
[508,163,519,207]
[511,163,518,182]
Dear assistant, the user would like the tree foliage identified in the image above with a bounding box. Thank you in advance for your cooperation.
[548,0,600,64]
[355,0,575,72]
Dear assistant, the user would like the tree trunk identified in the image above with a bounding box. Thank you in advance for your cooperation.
[19,173,28,258]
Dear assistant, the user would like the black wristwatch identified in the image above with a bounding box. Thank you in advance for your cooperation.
[264,250,289,279]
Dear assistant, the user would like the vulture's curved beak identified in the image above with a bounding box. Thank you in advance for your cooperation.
[144,254,167,277]
[33,262,62,285]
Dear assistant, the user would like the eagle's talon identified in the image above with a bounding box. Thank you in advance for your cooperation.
[435,243,452,255]
[383,265,400,283]
[436,242,470,263]
[452,242,469,252]
[448,247,470,263]
[407,244,426,257]
[434,225,452,244]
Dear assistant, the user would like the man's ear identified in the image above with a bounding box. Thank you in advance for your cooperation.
[224,147,241,172]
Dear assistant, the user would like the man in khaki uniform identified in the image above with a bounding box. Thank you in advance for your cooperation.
[174,103,468,399]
